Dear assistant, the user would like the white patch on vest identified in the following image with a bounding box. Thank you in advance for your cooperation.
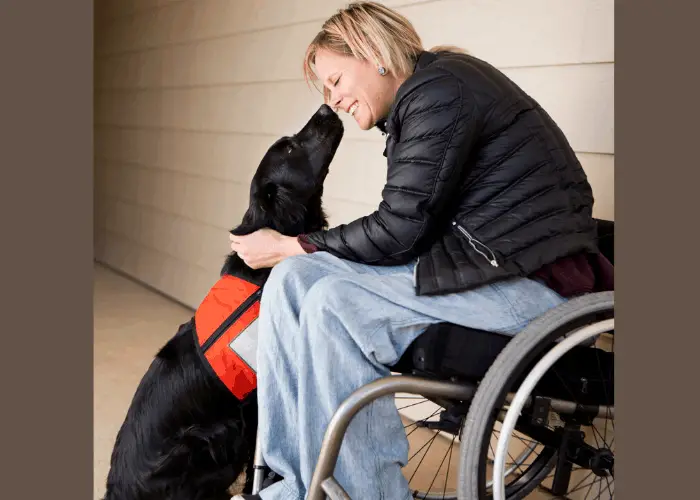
[228,318,259,373]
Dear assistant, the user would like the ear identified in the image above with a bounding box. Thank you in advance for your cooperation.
[229,219,258,237]
[230,203,266,236]
[258,183,278,212]
[268,186,307,232]
[230,184,279,236]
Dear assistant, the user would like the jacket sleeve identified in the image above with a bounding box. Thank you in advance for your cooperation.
[303,69,479,265]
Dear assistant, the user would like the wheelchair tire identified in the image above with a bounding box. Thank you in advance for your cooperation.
[457,291,614,499]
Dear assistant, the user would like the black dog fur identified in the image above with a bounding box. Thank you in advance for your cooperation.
[103,104,344,500]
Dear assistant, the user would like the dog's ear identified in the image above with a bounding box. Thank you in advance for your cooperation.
[230,183,306,236]
[229,183,280,236]
[258,183,278,212]
[229,203,266,237]
[264,185,307,233]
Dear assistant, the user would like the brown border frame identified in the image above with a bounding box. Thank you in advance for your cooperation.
[1,0,94,498]
[616,1,699,498]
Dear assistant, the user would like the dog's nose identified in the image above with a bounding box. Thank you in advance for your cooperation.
[317,104,336,116]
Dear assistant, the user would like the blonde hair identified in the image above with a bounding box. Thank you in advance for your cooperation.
[429,44,469,55]
[303,2,426,102]
[303,2,470,102]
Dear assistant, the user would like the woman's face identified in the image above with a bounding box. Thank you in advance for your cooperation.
[313,48,402,130]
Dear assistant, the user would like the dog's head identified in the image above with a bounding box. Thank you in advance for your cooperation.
[230,104,344,237]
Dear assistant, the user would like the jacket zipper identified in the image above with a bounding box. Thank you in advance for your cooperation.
[452,221,500,267]
[200,288,263,353]
[413,256,420,287]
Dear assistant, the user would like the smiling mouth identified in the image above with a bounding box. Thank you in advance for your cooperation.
[349,101,359,116]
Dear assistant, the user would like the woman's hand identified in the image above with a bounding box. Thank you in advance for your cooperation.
[229,228,306,269]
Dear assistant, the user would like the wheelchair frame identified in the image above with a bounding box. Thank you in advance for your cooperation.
[246,289,614,500]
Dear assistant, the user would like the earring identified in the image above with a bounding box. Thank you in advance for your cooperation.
[378,66,387,76]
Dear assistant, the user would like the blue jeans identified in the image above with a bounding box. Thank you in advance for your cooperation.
[255,252,565,500]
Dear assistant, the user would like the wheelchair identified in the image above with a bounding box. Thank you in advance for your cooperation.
[249,219,614,500]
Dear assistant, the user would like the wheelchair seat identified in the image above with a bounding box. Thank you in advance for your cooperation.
[390,322,510,381]
[391,320,614,406]
[390,218,615,402]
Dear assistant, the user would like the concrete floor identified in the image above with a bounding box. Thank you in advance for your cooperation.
[93,263,609,499]
[94,263,194,499]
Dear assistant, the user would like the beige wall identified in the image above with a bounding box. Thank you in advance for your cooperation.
[94,0,614,309]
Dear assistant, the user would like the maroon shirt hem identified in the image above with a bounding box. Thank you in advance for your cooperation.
[531,252,614,298]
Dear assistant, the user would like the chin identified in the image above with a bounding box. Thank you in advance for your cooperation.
[355,116,373,130]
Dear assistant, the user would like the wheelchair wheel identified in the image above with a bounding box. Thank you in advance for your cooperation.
[458,291,614,500]
[398,395,554,499]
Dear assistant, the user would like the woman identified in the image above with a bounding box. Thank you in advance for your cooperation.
[230,3,612,499]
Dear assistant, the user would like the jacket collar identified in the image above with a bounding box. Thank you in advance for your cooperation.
[414,50,437,71]
[375,51,436,134]
[375,118,389,134]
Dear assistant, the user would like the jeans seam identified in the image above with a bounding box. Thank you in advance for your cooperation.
[368,391,385,500]
[490,281,526,327]
[363,320,389,500]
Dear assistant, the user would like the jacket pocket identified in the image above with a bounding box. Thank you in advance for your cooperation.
[452,221,500,268]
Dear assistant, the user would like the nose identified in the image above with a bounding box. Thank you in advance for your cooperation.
[318,104,336,116]
[328,89,342,111]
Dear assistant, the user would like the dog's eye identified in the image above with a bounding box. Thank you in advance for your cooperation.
[287,145,294,154]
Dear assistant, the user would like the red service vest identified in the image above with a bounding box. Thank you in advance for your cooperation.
[194,275,262,400]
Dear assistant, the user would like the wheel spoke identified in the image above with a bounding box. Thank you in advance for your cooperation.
[491,430,524,475]
[569,470,595,494]
[552,367,581,405]
[506,448,522,475]
[493,428,539,465]
[398,399,432,411]
[602,473,614,498]
[421,432,457,499]
[582,476,599,499]
[405,408,443,433]
[409,433,439,484]
[594,346,613,444]
[567,473,598,496]
[592,422,612,453]
[443,433,456,500]
[590,424,602,450]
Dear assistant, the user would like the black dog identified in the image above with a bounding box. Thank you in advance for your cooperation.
[103,104,344,500]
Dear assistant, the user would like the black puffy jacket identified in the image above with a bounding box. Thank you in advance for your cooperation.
[304,50,598,296]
